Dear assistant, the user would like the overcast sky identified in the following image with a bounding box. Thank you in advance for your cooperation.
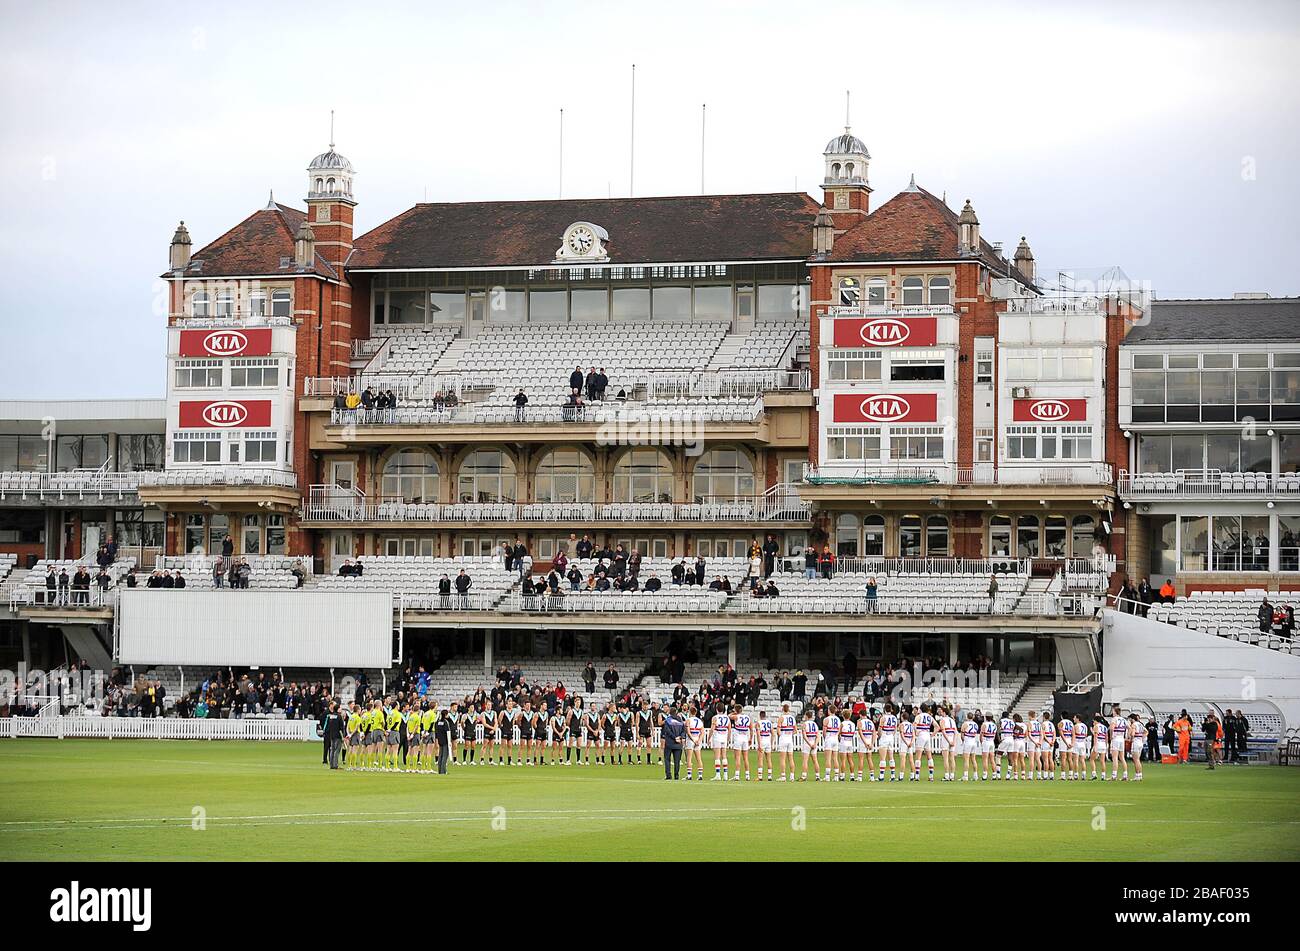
[2,0,1297,399]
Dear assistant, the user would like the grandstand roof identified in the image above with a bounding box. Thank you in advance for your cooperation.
[1124,297,1300,344]
[165,203,339,280]
[826,184,1035,285]
[347,193,822,270]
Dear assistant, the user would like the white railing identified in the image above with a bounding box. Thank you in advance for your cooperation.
[502,592,729,614]
[825,304,955,317]
[2,715,317,741]
[803,463,1114,487]
[1118,469,1300,499]
[304,372,477,401]
[326,398,764,428]
[737,592,1100,617]
[396,592,503,612]
[647,368,810,400]
[304,484,811,524]
[175,314,293,329]
[10,586,114,610]
[820,556,1029,576]
[0,467,296,500]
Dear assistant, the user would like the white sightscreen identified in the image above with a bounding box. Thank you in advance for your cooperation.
[117,591,393,667]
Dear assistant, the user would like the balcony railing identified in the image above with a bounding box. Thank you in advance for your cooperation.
[803,463,1114,487]
[1118,469,1300,500]
[304,484,811,524]
[0,466,296,501]
[825,304,955,318]
[326,398,765,428]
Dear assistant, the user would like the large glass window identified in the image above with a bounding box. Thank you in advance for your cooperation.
[826,425,881,462]
[652,286,691,320]
[1280,516,1300,571]
[838,277,860,308]
[118,434,165,472]
[428,291,467,324]
[1045,515,1068,558]
[757,284,806,320]
[570,288,608,321]
[863,515,885,556]
[1071,516,1096,558]
[1179,515,1209,571]
[55,435,109,471]
[534,448,594,503]
[899,514,922,557]
[457,449,516,503]
[612,287,650,320]
[692,448,754,502]
[835,514,859,557]
[382,449,440,503]
[528,288,567,321]
[989,515,1012,557]
[926,515,949,556]
[1016,515,1040,558]
[827,350,882,381]
[927,277,951,306]
[613,449,673,503]
[900,277,924,306]
[693,285,732,321]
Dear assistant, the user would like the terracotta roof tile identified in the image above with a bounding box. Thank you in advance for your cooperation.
[166,204,338,280]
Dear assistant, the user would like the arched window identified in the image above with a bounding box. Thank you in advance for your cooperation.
[899,514,923,557]
[866,277,887,305]
[838,277,860,308]
[900,276,924,306]
[534,448,594,503]
[692,447,754,502]
[271,289,291,319]
[844,162,855,178]
[926,515,950,556]
[1017,515,1040,558]
[382,450,439,503]
[457,449,516,503]
[613,449,674,503]
[190,290,210,318]
[1045,514,1068,558]
[836,514,859,557]
[831,162,841,178]
[863,514,885,556]
[1071,515,1096,559]
[928,276,951,306]
[326,177,336,194]
[990,515,1012,557]
[314,177,324,193]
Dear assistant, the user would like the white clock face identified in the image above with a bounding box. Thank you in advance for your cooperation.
[567,227,595,254]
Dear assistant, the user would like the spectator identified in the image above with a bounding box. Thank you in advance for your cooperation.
[513,389,528,422]
[694,554,706,586]
[43,567,56,605]
[454,569,472,607]
[172,570,186,589]
[576,535,593,560]
[763,534,779,578]
[437,573,451,609]
[865,576,878,613]
[212,556,225,588]
[603,664,619,690]
[569,365,585,397]
[803,545,818,579]
[1258,597,1272,633]
[763,579,780,598]
[987,574,999,612]
[818,545,835,580]
[582,662,596,694]
[792,670,807,702]
[1202,711,1222,769]
[644,573,662,592]
[221,535,234,560]
[291,559,307,588]
[1158,579,1176,604]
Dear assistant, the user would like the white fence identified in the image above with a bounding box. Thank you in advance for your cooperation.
[2,715,317,741]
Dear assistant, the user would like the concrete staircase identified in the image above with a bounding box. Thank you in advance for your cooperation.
[706,333,747,371]
[429,338,472,376]
[1011,676,1058,718]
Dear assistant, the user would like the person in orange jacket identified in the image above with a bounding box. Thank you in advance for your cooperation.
[1175,710,1193,763]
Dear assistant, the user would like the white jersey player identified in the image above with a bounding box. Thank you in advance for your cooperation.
[755,711,775,781]
[776,704,798,781]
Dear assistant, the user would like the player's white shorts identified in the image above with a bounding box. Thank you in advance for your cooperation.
[980,738,995,753]
[1128,738,1144,757]
[683,736,698,753]
[731,734,750,752]
[1093,741,1108,756]
[1058,738,1072,753]
[821,734,840,752]
[711,737,728,752]
[758,736,772,753]
[961,737,979,755]
[879,733,897,751]
[1074,740,1089,756]
[777,734,795,753]
[938,733,956,751]
[858,734,875,751]
[1013,738,1026,754]
[913,734,930,754]
[998,737,1015,753]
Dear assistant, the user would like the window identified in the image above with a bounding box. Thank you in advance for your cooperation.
[1016,515,1040,558]
[826,425,881,462]
[248,291,266,318]
[900,277,924,306]
[570,288,609,321]
[890,357,944,382]
[889,426,944,461]
[827,349,882,382]
[862,515,885,556]
[613,448,674,503]
[230,358,278,388]
[927,277,951,306]
[115,510,164,549]
[989,515,1012,557]
[838,277,860,308]
[241,431,277,464]
[1045,515,1068,558]
[457,449,517,503]
[172,431,221,464]
[898,515,922,557]
[693,285,732,320]
[976,427,995,464]
[975,348,994,385]
[189,290,210,318]
[757,283,806,320]
[534,448,594,503]
[184,514,206,554]
[242,513,262,555]
[175,359,221,388]
[1179,515,1209,571]
[1005,425,1092,461]
[267,514,286,555]
[55,435,108,472]
[271,290,291,319]
[215,289,235,317]
[118,434,164,472]
[529,288,568,321]
[382,450,440,502]
[652,286,691,320]
[866,278,887,305]
[1071,516,1096,559]
[692,448,754,502]
[926,515,950,556]
[835,513,859,557]
[611,287,650,320]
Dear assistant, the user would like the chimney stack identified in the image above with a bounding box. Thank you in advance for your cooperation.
[1014,236,1036,283]
[294,220,316,268]
[813,207,836,256]
[957,200,980,255]
[169,221,192,271]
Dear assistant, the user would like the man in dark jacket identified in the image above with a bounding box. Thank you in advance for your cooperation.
[321,701,344,768]
[763,534,779,578]
[1258,598,1273,633]
[661,706,686,779]
[569,366,585,396]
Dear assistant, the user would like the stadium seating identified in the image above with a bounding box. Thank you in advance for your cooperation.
[368,325,460,375]
[1146,591,1300,655]
[315,555,518,608]
[416,656,619,710]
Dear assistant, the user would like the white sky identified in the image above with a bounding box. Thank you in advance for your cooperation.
[1,0,1297,398]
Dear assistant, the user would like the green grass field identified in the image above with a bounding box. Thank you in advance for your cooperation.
[2,739,1298,861]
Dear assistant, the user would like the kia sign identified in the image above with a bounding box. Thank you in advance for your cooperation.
[178,328,273,358]
[832,316,937,348]
[833,392,939,424]
[1012,398,1087,422]
[178,400,273,429]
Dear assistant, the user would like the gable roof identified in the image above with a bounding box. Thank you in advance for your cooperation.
[1124,297,1300,345]
[825,185,1034,285]
[347,193,822,270]
[165,203,339,280]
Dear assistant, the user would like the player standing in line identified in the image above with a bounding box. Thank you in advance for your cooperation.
[731,704,753,781]
[959,711,980,781]
[937,704,958,781]
[913,703,935,781]
[711,703,732,780]
[877,703,899,781]
[550,705,568,765]
[422,702,439,770]
[897,711,916,782]
[585,704,601,765]
[1011,714,1027,780]
[755,710,775,781]
[516,700,533,765]
[1109,707,1129,781]
[685,705,706,781]
[345,701,364,770]
[856,708,876,781]
[618,704,635,764]
[1090,714,1109,780]
[979,711,997,780]
[475,700,492,765]
[1026,710,1042,780]
[636,701,654,765]
[776,704,798,781]
[602,704,618,764]
[838,708,857,779]
[380,697,399,771]
[800,709,822,781]
[403,702,423,771]
[1072,714,1091,778]
[1125,712,1145,781]
[1057,711,1075,779]
[821,706,842,781]
[995,711,1015,779]
[1040,711,1056,780]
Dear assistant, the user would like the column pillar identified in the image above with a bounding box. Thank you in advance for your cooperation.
[728,631,737,668]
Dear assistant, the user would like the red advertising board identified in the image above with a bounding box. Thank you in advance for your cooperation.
[1012,398,1088,422]
[178,400,273,429]
[832,392,940,424]
[832,316,938,348]
[177,327,273,358]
